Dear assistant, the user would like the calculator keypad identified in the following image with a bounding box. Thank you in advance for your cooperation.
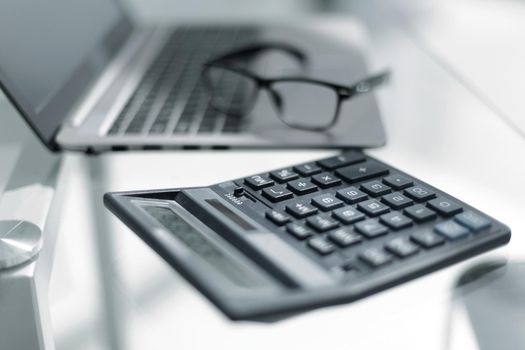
[240,152,499,276]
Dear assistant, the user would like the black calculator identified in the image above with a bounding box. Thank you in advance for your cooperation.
[104,152,510,320]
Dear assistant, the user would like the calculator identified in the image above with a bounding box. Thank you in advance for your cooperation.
[104,151,511,320]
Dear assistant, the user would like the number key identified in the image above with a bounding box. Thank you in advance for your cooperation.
[357,199,390,216]
[404,185,436,202]
[311,194,344,211]
[361,180,392,196]
[336,186,368,204]
[427,197,463,216]
[381,192,413,209]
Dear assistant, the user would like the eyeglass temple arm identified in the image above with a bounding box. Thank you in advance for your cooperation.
[342,70,391,98]
[204,42,308,66]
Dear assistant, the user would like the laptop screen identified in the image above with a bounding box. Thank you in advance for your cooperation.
[0,0,132,150]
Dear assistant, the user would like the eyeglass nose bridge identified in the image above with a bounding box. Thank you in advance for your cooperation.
[338,87,353,99]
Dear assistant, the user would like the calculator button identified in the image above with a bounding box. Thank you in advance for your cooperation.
[262,185,294,202]
[332,206,365,224]
[311,194,344,211]
[404,205,437,222]
[357,199,390,217]
[270,168,299,183]
[317,152,366,170]
[311,172,342,188]
[244,174,274,190]
[286,223,313,240]
[454,211,492,231]
[381,192,414,209]
[361,180,392,196]
[411,230,445,248]
[307,215,340,232]
[328,228,362,247]
[383,174,413,190]
[427,198,463,216]
[359,248,393,267]
[286,202,318,218]
[265,210,291,226]
[308,237,336,255]
[336,186,368,204]
[335,160,389,183]
[434,220,470,240]
[379,212,413,230]
[287,179,318,195]
[404,185,436,202]
[355,219,388,238]
[386,237,419,258]
[293,162,322,176]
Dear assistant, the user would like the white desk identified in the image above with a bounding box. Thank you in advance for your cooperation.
[2,1,525,349]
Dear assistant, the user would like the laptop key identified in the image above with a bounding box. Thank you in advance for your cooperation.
[335,160,389,183]
[262,185,294,202]
[317,152,366,170]
[427,197,463,216]
[311,172,342,188]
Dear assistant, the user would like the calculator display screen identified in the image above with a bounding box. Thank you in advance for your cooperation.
[141,205,266,288]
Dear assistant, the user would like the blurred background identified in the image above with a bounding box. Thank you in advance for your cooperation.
[2,1,525,350]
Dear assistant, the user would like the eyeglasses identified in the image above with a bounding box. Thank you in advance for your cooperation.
[202,43,390,131]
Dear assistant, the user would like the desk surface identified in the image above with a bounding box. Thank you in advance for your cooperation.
[2,1,525,349]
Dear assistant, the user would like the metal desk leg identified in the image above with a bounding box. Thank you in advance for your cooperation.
[83,155,126,350]
[0,145,62,350]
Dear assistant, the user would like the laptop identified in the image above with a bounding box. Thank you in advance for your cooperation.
[0,1,386,153]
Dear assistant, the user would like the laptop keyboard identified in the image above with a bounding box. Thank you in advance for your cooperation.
[107,26,258,137]
[225,152,509,273]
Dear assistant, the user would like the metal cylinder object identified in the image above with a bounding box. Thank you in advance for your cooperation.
[0,220,43,270]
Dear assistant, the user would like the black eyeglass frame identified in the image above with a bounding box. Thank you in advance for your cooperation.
[202,43,390,131]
